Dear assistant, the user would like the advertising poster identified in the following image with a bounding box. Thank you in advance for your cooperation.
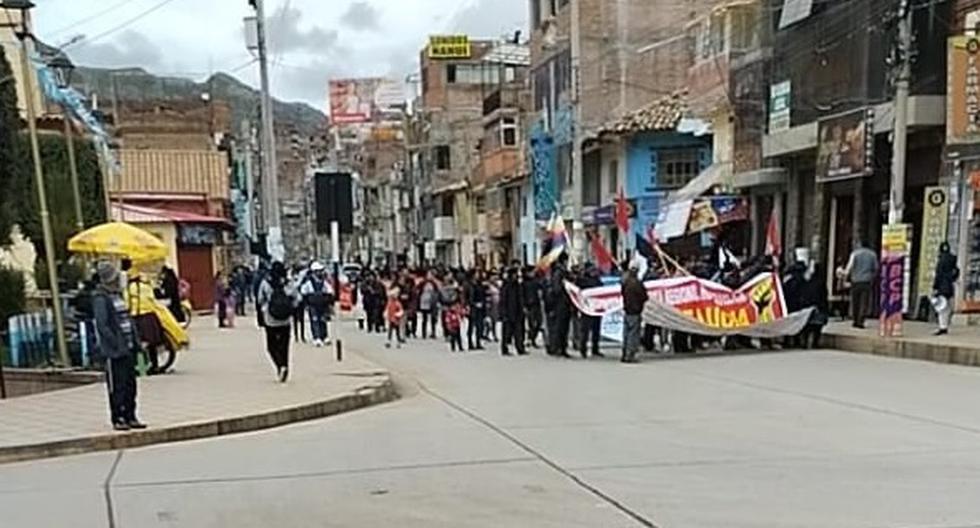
[947,36,980,144]
[880,224,910,337]
[329,79,379,124]
[815,108,875,182]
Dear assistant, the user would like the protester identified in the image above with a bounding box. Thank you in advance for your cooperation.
[932,242,960,335]
[417,271,440,339]
[439,273,461,339]
[621,262,648,364]
[385,287,405,348]
[485,273,500,343]
[499,266,526,356]
[545,257,572,358]
[799,262,830,348]
[301,262,334,347]
[258,262,299,382]
[841,239,878,329]
[522,267,544,348]
[399,271,417,339]
[575,263,603,358]
[214,271,232,328]
[92,260,147,431]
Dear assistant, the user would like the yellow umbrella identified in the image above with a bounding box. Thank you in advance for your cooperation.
[68,222,168,263]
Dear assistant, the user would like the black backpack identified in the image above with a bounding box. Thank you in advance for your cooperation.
[268,284,293,320]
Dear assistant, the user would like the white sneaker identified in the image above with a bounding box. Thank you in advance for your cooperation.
[324,338,332,346]
[314,339,323,348]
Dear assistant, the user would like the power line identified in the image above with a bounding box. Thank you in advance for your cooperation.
[65,0,182,50]
[44,0,139,38]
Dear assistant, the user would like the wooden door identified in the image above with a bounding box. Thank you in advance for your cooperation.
[177,246,214,311]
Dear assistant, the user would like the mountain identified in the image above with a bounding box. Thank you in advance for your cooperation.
[71,66,326,135]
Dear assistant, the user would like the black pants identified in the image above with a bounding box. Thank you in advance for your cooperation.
[502,318,525,355]
[578,315,601,356]
[448,330,464,351]
[106,355,137,424]
[217,299,228,327]
[850,282,872,328]
[420,309,438,338]
[235,291,246,316]
[293,305,306,342]
[387,323,402,344]
[265,325,291,369]
[525,307,543,346]
[468,308,485,348]
[550,312,570,355]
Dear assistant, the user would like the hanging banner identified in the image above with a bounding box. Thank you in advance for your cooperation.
[565,273,793,335]
[880,224,910,337]
[815,107,875,183]
[916,187,949,300]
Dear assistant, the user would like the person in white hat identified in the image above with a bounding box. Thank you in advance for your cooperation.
[301,261,335,347]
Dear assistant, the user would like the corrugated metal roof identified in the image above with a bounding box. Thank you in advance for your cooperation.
[113,150,230,200]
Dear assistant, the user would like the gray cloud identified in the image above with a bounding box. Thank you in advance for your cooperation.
[69,30,164,70]
[340,1,381,31]
[448,0,527,39]
[266,6,339,54]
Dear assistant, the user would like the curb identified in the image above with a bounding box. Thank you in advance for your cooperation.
[824,332,980,368]
[0,376,398,466]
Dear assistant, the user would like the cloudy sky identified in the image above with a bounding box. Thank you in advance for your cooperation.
[32,0,528,109]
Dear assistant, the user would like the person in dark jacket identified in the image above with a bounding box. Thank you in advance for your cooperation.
[499,267,526,356]
[466,271,488,350]
[92,260,146,431]
[575,263,604,358]
[799,262,830,348]
[157,265,184,323]
[621,264,649,363]
[546,259,573,358]
[522,267,544,348]
[933,242,960,335]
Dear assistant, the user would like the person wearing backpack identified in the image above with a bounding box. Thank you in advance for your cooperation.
[301,261,334,347]
[258,261,300,382]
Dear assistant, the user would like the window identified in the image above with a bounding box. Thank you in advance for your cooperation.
[440,195,454,216]
[475,195,487,214]
[447,64,499,85]
[607,159,619,196]
[532,0,541,28]
[657,148,701,189]
[557,144,572,191]
[501,117,519,147]
[533,64,550,112]
[730,5,760,51]
[549,0,557,16]
[505,66,516,83]
[435,145,451,170]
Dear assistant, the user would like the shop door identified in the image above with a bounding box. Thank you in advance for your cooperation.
[177,245,215,310]
[828,195,855,301]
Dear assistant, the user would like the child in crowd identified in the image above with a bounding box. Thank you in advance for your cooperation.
[444,301,465,352]
[385,288,405,349]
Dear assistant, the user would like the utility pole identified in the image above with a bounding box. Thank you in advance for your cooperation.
[570,0,585,262]
[889,0,913,224]
[250,0,283,261]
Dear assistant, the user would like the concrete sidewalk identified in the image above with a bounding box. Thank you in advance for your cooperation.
[824,319,980,367]
[0,318,395,464]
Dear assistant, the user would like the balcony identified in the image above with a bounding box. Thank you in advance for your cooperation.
[482,87,523,118]
[433,216,456,241]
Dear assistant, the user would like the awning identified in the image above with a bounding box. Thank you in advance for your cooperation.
[733,167,787,189]
[111,203,232,227]
[665,163,733,205]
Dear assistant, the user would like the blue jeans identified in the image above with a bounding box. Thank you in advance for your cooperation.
[308,305,328,341]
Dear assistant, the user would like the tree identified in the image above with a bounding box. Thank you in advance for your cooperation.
[0,45,25,246]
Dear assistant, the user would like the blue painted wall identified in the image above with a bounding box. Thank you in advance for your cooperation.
[624,132,711,241]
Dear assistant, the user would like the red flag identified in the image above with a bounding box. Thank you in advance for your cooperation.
[615,187,630,233]
[765,209,781,257]
[589,231,616,273]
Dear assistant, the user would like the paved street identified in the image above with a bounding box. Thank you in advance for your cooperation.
[4,324,980,527]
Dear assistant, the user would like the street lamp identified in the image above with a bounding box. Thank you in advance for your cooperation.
[1,0,70,366]
[48,54,85,233]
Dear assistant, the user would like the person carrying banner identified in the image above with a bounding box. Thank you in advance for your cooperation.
[575,263,603,358]
[621,263,648,363]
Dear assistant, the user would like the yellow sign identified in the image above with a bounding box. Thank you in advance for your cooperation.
[916,187,949,298]
[881,223,909,253]
[429,35,471,59]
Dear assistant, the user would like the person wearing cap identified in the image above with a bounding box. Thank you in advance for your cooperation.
[301,261,334,347]
[92,260,147,431]
[621,263,648,364]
